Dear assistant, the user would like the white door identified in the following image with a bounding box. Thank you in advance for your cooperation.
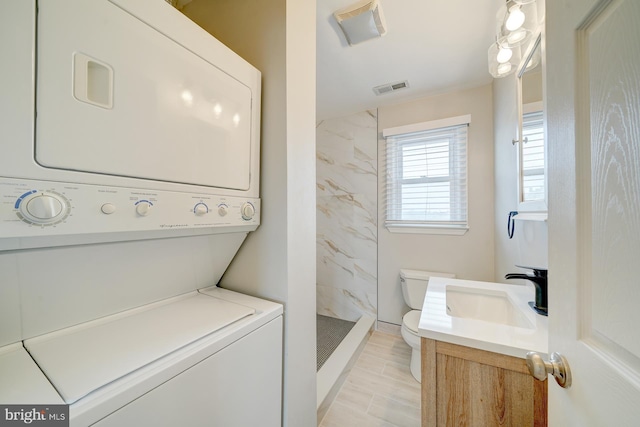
[547,0,640,425]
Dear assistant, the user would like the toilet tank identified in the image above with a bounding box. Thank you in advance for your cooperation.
[400,269,456,310]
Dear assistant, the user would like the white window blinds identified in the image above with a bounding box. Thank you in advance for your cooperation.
[521,110,544,202]
[383,117,469,231]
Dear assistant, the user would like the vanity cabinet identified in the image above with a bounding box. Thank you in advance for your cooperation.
[421,338,547,427]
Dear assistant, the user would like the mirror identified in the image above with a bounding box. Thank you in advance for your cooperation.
[516,35,545,211]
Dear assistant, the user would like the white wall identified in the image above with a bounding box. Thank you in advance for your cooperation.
[316,111,378,322]
[182,1,317,426]
[377,85,496,325]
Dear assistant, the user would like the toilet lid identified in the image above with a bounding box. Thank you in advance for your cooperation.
[402,310,422,334]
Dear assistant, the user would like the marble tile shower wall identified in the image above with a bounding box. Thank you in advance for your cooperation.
[316,110,378,322]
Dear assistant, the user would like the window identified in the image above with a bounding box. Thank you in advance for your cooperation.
[383,115,469,234]
[521,110,544,202]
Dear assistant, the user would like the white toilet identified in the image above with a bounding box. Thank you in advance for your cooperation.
[400,269,455,382]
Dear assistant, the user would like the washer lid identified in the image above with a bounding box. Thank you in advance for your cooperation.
[0,343,64,404]
[24,292,254,404]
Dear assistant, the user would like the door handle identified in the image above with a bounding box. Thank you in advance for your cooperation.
[526,351,572,388]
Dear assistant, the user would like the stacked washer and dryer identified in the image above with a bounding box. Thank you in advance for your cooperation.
[0,1,282,426]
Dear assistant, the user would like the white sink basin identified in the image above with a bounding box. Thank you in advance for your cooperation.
[446,285,533,329]
[418,277,547,359]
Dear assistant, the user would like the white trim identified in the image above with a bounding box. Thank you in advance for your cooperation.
[513,212,547,221]
[523,101,543,114]
[382,114,471,138]
[386,224,469,236]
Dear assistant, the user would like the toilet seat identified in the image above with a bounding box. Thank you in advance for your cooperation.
[402,310,421,334]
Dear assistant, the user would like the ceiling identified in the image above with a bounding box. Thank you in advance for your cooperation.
[316,0,504,119]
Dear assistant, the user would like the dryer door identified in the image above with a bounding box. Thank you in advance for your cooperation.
[35,0,254,191]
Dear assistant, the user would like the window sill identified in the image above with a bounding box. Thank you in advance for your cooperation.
[513,212,547,221]
[385,224,469,236]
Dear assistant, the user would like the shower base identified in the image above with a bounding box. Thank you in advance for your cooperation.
[317,314,356,371]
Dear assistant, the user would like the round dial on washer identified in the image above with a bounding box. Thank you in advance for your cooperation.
[17,191,70,225]
[241,202,255,220]
[135,201,153,217]
[218,204,228,217]
[194,203,208,216]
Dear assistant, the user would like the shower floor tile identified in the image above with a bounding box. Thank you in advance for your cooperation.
[317,314,356,371]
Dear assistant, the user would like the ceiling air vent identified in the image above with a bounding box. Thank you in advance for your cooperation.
[373,80,410,96]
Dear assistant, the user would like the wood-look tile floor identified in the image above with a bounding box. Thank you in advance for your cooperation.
[319,331,421,427]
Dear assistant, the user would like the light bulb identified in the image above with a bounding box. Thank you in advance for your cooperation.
[497,63,512,75]
[507,29,527,44]
[505,6,525,31]
[496,47,513,64]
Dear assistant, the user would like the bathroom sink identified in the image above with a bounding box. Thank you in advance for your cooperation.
[445,285,533,329]
[418,277,547,359]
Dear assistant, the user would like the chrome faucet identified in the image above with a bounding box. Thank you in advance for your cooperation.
[505,265,548,316]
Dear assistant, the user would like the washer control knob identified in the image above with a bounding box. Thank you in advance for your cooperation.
[27,195,63,220]
[218,204,228,217]
[194,203,208,216]
[17,191,70,225]
[135,201,152,217]
[241,202,255,221]
[101,203,117,215]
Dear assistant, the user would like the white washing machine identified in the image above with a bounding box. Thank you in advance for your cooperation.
[0,1,281,426]
[0,344,65,405]
[1,287,282,426]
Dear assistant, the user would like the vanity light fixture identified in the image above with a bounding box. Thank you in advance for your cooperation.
[488,42,522,78]
[497,46,513,63]
[487,0,538,78]
[497,0,538,49]
[505,4,526,31]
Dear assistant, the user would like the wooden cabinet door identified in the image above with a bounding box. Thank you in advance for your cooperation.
[422,338,547,426]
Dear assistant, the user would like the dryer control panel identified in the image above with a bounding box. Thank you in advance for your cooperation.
[0,178,260,239]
